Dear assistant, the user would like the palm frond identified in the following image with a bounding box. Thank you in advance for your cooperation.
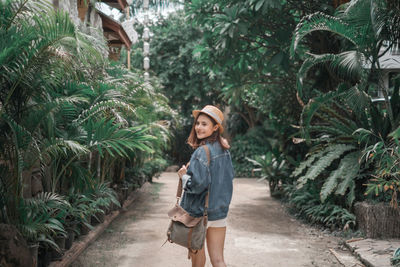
[300,87,347,140]
[291,12,358,57]
[76,100,135,124]
[342,84,371,116]
[87,119,155,158]
[297,51,365,95]
[1,112,32,150]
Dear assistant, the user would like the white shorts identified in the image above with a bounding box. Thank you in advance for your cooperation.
[207,218,227,228]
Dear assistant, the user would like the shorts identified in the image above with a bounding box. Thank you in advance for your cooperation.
[207,218,227,228]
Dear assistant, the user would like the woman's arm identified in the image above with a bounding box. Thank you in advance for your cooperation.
[182,148,210,194]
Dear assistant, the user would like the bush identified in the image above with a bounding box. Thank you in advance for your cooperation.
[230,127,271,177]
[126,158,170,184]
[283,182,356,230]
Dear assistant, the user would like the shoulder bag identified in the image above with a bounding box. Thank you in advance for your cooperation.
[166,145,210,257]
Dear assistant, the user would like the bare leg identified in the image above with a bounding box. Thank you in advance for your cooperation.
[206,227,227,267]
[190,245,206,267]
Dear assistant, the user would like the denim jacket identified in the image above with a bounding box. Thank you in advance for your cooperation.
[180,141,234,221]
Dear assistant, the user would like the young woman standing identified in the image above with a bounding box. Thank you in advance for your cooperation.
[177,105,234,267]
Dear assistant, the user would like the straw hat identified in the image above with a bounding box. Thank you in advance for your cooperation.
[192,105,224,134]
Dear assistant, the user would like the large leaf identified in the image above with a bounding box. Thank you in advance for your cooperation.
[291,12,358,57]
[297,144,355,188]
[320,151,360,203]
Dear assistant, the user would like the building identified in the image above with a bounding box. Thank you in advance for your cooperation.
[53,0,137,67]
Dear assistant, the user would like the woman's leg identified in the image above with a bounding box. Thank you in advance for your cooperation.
[190,245,206,267]
[206,227,227,267]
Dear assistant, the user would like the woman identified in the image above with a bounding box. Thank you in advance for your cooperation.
[178,105,234,267]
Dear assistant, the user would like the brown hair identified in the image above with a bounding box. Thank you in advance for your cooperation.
[187,113,230,150]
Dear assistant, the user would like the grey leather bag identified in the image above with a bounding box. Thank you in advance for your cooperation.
[166,145,210,256]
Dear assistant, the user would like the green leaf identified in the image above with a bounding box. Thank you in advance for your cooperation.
[255,0,264,11]
[297,144,356,188]
[320,151,360,203]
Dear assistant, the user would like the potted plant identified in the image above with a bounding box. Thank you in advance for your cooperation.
[88,181,120,223]
[17,192,68,265]
[50,232,67,261]
[66,193,94,235]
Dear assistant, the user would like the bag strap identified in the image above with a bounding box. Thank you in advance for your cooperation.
[176,145,211,206]
[202,145,210,217]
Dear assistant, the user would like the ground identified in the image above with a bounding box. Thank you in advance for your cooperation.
[73,172,346,267]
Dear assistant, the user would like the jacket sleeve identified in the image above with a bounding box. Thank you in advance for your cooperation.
[183,148,210,194]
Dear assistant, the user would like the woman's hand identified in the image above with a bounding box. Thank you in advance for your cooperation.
[177,165,187,179]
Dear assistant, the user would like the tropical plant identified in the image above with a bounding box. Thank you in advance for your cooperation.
[18,192,69,250]
[361,120,400,207]
[229,127,272,177]
[65,192,95,230]
[392,247,400,266]
[247,148,291,196]
[290,0,400,210]
[85,180,120,211]
[0,0,104,225]
[0,0,174,250]
[283,183,356,229]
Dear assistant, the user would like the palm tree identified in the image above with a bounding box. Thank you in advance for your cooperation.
[0,0,173,239]
[289,0,400,207]
[0,0,104,223]
[291,0,400,125]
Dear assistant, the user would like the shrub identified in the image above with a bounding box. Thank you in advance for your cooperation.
[230,127,271,177]
[283,183,356,230]
[126,157,169,184]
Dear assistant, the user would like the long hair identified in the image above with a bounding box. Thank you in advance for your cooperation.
[187,113,230,150]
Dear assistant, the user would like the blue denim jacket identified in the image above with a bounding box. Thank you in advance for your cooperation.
[180,141,234,221]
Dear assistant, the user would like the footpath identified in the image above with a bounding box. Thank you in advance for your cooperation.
[55,172,398,267]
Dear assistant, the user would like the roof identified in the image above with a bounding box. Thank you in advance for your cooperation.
[101,0,129,11]
[377,50,400,70]
[97,9,137,49]
[364,47,400,70]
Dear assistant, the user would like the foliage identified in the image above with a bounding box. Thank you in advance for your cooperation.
[289,0,400,212]
[185,0,337,130]
[0,0,173,247]
[126,157,170,184]
[392,247,400,266]
[18,192,69,250]
[130,10,224,163]
[247,148,291,196]
[85,180,120,210]
[361,122,400,207]
[229,127,272,177]
[131,11,222,115]
[283,183,356,230]
[65,192,99,232]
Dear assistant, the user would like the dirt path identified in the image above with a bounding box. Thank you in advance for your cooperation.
[74,172,343,267]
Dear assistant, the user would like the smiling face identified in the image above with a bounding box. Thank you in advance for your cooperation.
[195,114,219,140]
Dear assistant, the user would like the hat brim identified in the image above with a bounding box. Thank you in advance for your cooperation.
[192,110,224,134]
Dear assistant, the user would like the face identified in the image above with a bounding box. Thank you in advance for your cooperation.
[195,114,219,140]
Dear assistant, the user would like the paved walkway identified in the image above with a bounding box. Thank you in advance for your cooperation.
[74,172,347,267]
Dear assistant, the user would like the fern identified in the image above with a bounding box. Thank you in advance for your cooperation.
[292,150,322,177]
[335,152,360,196]
[320,151,360,203]
[297,144,355,188]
